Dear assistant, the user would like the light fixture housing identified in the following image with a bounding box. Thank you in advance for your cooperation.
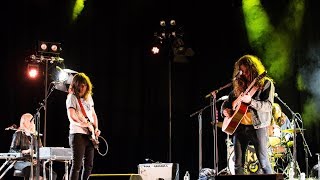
[27,63,40,79]
[37,41,62,55]
[53,67,78,92]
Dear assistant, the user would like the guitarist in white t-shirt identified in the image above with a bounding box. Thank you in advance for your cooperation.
[66,72,101,180]
[221,55,275,175]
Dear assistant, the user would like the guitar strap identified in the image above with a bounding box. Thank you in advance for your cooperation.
[77,98,100,148]
[78,98,90,124]
[77,98,89,121]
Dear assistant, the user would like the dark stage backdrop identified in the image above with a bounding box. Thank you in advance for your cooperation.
[2,0,320,179]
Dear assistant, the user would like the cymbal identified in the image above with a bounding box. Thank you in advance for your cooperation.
[287,141,294,147]
[268,137,281,147]
[282,128,306,133]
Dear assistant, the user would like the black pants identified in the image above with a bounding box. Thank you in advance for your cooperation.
[233,124,273,174]
[22,165,57,180]
[69,133,95,180]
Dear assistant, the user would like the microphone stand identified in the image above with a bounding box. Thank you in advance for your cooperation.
[275,94,312,177]
[190,102,215,175]
[190,98,227,176]
[32,82,57,180]
[205,81,233,177]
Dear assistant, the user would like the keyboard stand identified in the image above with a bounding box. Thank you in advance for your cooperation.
[0,160,17,179]
[42,159,71,180]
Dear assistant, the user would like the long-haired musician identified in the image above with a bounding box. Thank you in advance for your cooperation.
[66,72,101,180]
[9,113,57,180]
[221,54,275,175]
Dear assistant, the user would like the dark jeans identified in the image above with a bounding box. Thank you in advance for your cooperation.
[233,124,273,174]
[69,133,95,180]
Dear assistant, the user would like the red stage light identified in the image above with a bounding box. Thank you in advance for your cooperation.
[27,64,40,79]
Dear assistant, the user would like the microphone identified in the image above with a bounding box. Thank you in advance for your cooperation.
[5,124,17,131]
[217,95,228,102]
[232,70,243,81]
[274,93,278,97]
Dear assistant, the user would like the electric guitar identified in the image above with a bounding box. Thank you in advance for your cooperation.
[77,98,100,149]
[222,71,267,135]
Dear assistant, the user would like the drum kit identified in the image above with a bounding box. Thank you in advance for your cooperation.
[221,125,305,175]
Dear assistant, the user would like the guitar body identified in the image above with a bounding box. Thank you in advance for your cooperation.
[222,102,248,135]
[222,71,267,135]
[76,98,100,149]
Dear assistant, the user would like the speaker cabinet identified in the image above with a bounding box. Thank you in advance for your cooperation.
[138,163,179,180]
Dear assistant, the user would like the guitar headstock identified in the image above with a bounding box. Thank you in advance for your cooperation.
[256,71,267,81]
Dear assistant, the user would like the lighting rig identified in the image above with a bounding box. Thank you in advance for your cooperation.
[25,41,64,146]
[152,19,194,163]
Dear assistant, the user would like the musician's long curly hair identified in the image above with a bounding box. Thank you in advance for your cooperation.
[232,54,273,97]
[69,72,93,100]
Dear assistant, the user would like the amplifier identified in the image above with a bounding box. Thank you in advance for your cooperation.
[138,163,179,180]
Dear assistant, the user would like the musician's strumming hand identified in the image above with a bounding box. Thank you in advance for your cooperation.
[21,148,32,155]
[223,108,232,118]
[79,121,90,127]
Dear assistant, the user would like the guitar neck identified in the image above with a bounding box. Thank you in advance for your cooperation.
[232,72,266,109]
[244,78,258,95]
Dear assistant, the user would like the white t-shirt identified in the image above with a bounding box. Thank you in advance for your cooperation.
[66,93,95,134]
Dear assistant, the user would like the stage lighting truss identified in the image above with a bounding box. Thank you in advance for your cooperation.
[154,19,183,42]
[26,41,64,65]
[24,40,65,83]
[151,19,193,58]
[27,54,64,64]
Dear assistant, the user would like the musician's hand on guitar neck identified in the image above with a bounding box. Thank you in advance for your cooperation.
[95,129,101,137]
[241,94,252,104]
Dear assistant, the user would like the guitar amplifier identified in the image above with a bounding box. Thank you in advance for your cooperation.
[138,163,179,180]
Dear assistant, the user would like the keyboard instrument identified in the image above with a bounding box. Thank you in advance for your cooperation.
[0,153,23,160]
[0,147,72,180]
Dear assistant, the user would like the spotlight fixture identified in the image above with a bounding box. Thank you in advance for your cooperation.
[160,20,166,27]
[170,19,176,26]
[54,66,78,92]
[172,38,194,63]
[151,34,164,55]
[151,46,160,55]
[37,41,62,55]
[27,64,40,79]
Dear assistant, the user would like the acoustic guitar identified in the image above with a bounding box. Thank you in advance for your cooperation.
[222,71,267,135]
